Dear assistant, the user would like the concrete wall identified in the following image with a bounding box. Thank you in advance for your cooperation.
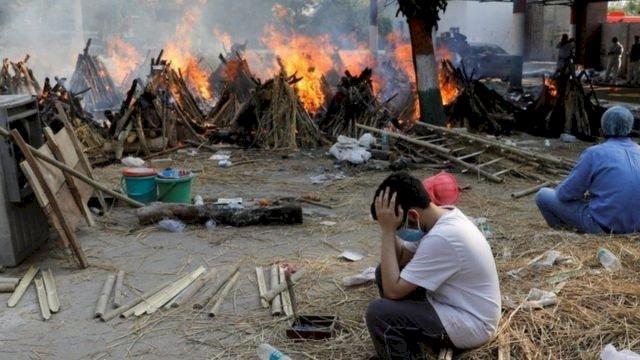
[526,4,572,61]
[602,23,640,77]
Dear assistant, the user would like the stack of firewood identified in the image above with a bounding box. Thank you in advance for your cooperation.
[69,39,123,115]
[0,55,41,96]
[107,50,211,159]
[441,60,519,135]
[321,68,391,139]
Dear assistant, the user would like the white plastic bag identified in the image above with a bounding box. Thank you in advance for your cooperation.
[600,344,640,360]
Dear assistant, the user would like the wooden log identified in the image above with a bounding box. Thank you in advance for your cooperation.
[0,126,143,208]
[11,130,89,267]
[0,283,17,292]
[113,270,125,308]
[102,280,172,321]
[263,270,303,302]
[137,201,303,227]
[168,268,218,308]
[34,278,51,320]
[208,271,240,317]
[255,267,269,309]
[511,181,555,199]
[95,274,116,318]
[269,265,282,316]
[8,266,38,307]
[42,269,60,313]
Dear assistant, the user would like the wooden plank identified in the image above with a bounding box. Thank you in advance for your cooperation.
[8,266,38,307]
[12,130,88,268]
[43,127,94,227]
[54,102,107,211]
[34,277,51,320]
[42,269,60,313]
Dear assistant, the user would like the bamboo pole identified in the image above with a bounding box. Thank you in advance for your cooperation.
[193,267,239,310]
[279,266,293,317]
[0,127,144,208]
[255,267,269,309]
[95,274,116,318]
[113,270,125,308]
[208,272,240,317]
[0,277,20,285]
[0,283,16,292]
[132,266,205,316]
[8,266,38,307]
[42,269,60,313]
[263,269,304,302]
[269,265,282,316]
[34,277,51,320]
[166,268,217,309]
[511,181,555,199]
[102,280,172,321]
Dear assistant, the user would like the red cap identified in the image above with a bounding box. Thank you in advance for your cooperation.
[122,167,157,177]
[422,171,460,206]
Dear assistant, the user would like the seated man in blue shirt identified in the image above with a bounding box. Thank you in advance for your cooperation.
[535,106,640,234]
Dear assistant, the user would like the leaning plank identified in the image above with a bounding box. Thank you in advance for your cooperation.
[8,266,39,307]
[262,270,304,302]
[255,267,269,309]
[42,269,60,313]
[208,271,240,317]
[102,280,172,321]
[137,202,303,227]
[34,277,51,320]
[269,265,282,316]
[113,270,125,308]
[95,274,116,318]
[12,130,89,268]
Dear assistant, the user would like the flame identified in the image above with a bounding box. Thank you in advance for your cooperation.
[214,28,233,52]
[105,37,141,84]
[545,78,558,97]
[261,26,335,113]
[163,3,213,100]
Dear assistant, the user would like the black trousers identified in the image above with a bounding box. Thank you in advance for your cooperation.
[365,266,453,360]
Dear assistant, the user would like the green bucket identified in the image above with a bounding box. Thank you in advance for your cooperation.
[156,174,194,204]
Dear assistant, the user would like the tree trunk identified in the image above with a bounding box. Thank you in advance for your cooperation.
[407,17,445,126]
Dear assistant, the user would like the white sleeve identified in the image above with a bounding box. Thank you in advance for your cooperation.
[400,234,460,292]
[401,239,419,253]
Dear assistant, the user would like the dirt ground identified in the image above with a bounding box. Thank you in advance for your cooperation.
[0,136,639,359]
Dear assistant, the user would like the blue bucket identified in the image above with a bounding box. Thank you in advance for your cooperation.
[121,175,157,204]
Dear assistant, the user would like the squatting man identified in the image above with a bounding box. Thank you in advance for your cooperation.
[365,172,501,359]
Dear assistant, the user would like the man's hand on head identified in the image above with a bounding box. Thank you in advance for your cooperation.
[374,187,404,236]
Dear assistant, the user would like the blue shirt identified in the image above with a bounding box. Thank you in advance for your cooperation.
[556,138,640,234]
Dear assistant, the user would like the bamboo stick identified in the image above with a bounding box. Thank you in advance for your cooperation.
[35,278,51,320]
[255,267,269,309]
[269,265,282,316]
[103,280,172,321]
[113,270,125,308]
[0,127,144,208]
[511,181,555,199]
[0,277,20,285]
[208,272,240,317]
[166,268,217,309]
[8,266,38,307]
[192,266,239,310]
[279,266,293,317]
[263,269,304,302]
[95,274,116,318]
[133,266,205,316]
[42,269,60,313]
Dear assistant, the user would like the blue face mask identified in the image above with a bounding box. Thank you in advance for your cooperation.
[396,215,426,243]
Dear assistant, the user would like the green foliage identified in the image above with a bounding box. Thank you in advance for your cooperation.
[396,0,448,31]
[609,1,640,15]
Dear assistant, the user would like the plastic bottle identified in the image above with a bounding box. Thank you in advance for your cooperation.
[256,344,291,360]
[598,248,621,271]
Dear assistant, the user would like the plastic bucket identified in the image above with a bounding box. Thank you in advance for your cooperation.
[156,174,194,204]
[121,175,157,204]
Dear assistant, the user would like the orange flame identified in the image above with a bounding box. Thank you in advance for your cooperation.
[105,37,141,85]
[261,26,335,113]
[163,4,213,100]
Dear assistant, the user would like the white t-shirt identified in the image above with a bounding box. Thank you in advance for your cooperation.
[400,207,501,349]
